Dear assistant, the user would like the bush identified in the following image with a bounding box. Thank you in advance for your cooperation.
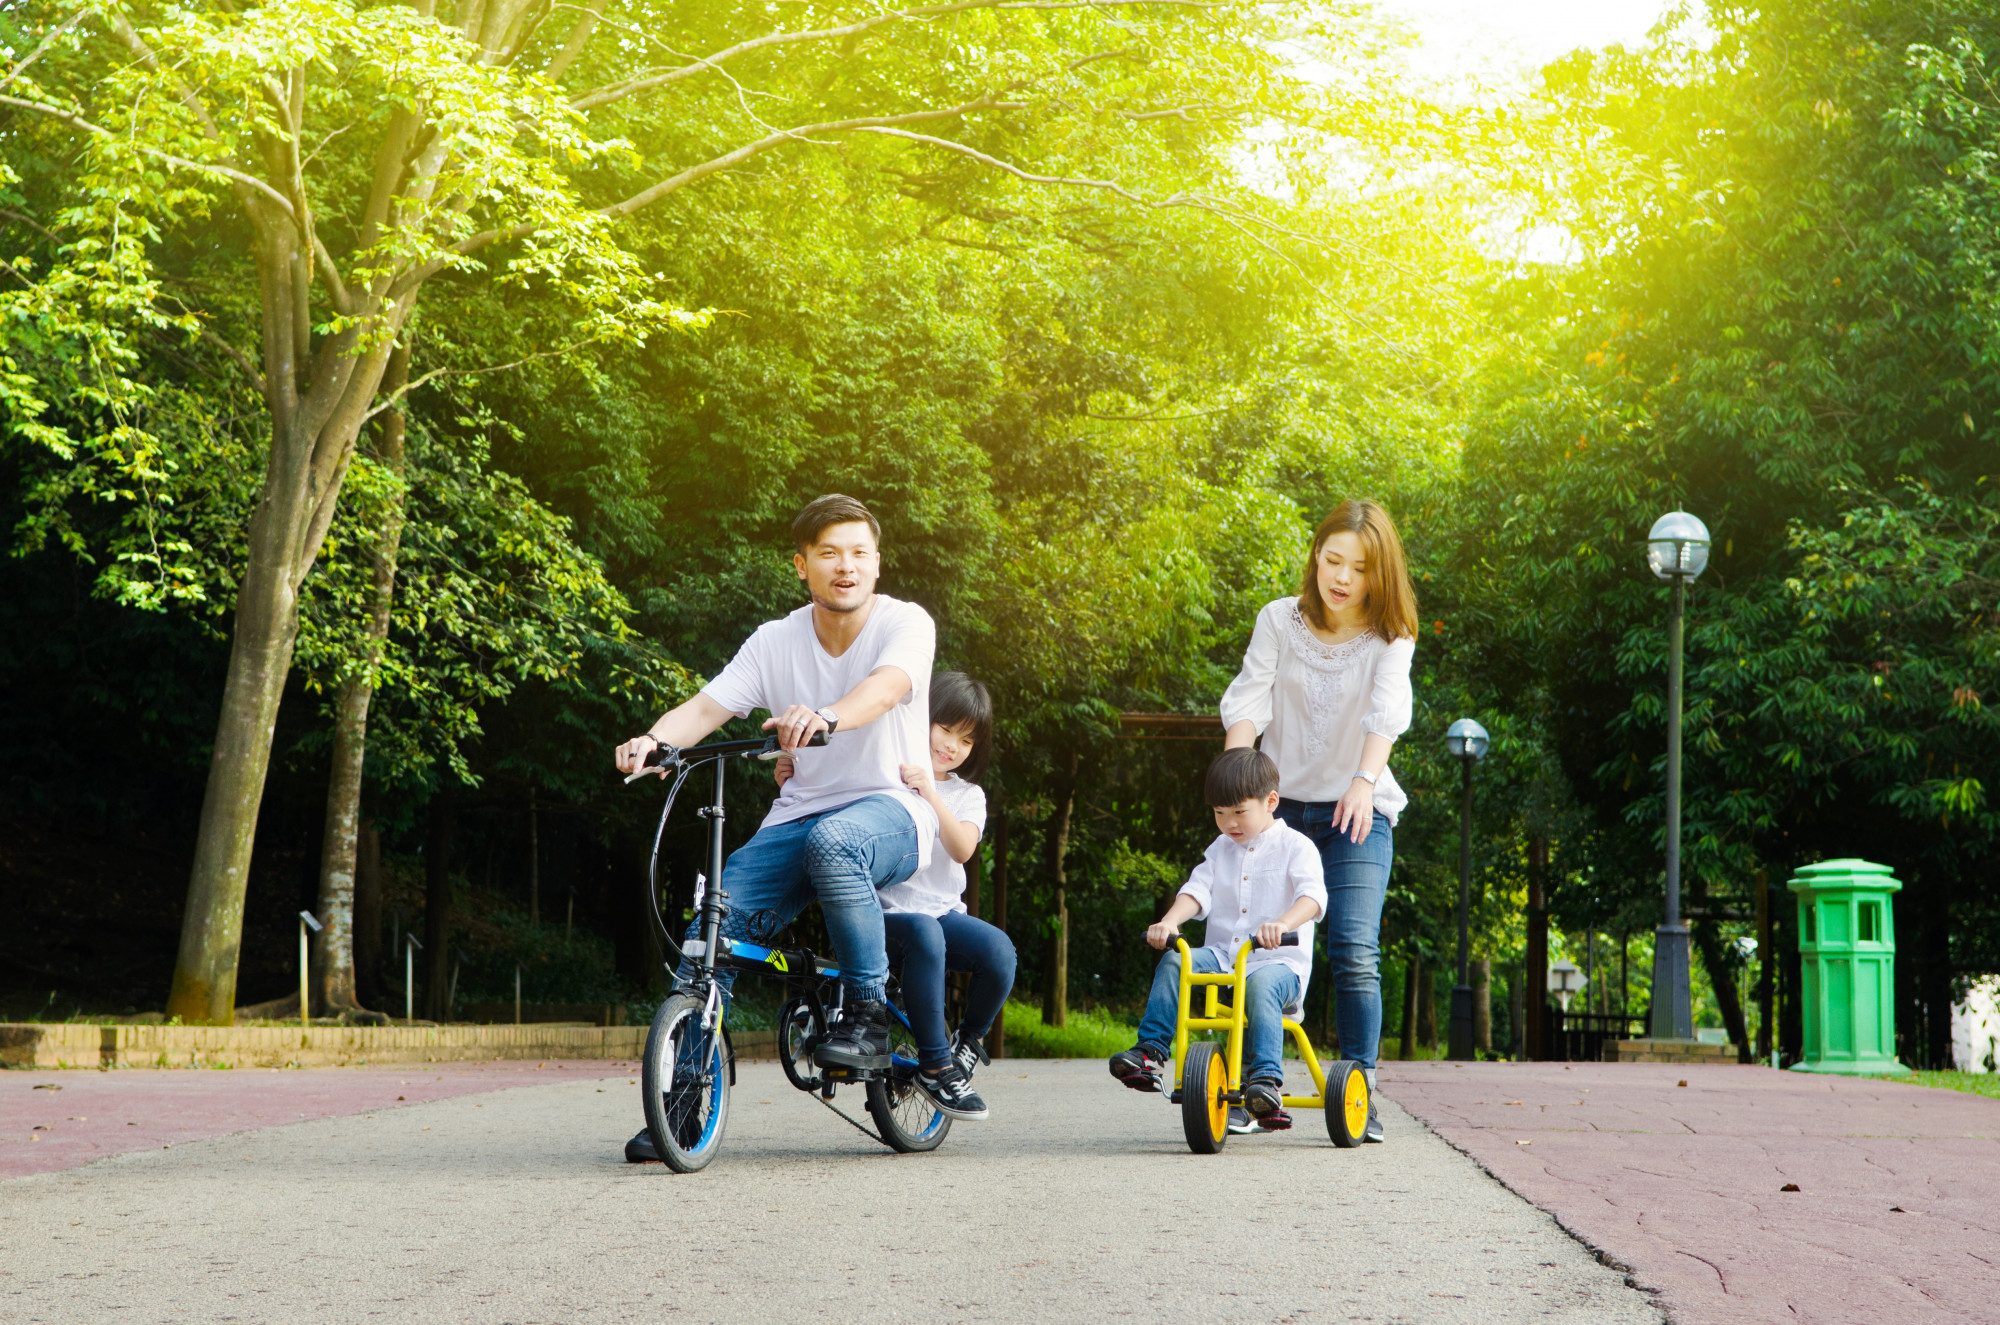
[997,999,1136,1058]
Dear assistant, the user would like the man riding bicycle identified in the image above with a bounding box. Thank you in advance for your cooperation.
[614,494,937,1160]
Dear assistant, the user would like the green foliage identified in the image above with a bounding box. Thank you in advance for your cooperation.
[996,999,1136,1059]
[1894,1071,2000,1103]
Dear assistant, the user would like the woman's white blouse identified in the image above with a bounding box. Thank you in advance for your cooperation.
[1218,598,1416,821]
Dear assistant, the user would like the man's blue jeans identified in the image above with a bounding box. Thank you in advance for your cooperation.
[675,793,919,1003]
[1277,801,1394,1070]
[1133,948,1301,1085]
[883,911,1016,1068]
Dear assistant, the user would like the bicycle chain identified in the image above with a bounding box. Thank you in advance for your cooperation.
[808,1086,887,1147]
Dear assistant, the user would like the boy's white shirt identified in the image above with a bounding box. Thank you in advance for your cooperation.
[1177,818,1327,990]
[878,774,987,918]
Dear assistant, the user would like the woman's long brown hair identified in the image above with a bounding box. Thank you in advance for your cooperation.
[1297,500,1419,642]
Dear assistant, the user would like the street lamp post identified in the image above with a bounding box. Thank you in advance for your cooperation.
[1445,718,1490,1061]
[1646,510,1710,1042]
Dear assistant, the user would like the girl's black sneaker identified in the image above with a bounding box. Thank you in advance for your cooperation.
[916,1061,989,1120]
[951,1030,989,1079]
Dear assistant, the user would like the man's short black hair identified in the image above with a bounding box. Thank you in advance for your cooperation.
[1204,747,1281,808]
[931,671,994,783]
[792,494,881,550]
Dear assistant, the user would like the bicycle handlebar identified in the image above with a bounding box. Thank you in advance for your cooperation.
[625,731,828,783]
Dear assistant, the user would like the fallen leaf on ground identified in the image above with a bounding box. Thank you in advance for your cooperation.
[31,1084,60,1091]
[1516,1139,1533,1145]
[1780,1183,1801,1192]
[1677,1080,1688,1087]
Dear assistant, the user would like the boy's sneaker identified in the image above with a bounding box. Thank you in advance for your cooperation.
[1256,1109,1293,1132]
[1364,1100,1384,1143]
[1243,1078,1284,1118]
[916,1061,989,1120]
[951,1030,989,1080]
[1108,1045,1165,1092]
[1226,1106,1260,1135]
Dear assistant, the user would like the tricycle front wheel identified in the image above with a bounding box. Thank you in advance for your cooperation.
[1325,1059,1367,1149]
[1180,1041,1230,1154]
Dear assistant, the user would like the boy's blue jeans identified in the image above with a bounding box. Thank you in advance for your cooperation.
[1133,948,1301,1085]
[883,910,1017,1067]
[1277,801,1394,1071]
[674,793,919,1003]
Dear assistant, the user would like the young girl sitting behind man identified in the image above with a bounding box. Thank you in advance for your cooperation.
[780,670,1013,1120]
[1110,748,1326,1128]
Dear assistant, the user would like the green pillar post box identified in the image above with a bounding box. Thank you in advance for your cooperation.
[1787,859,1908,1075]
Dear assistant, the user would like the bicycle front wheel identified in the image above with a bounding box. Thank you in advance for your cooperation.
[640,992,731,1173]
[865,1019,951,1153]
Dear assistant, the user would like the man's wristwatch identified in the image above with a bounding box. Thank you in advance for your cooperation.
[815,707,841,734]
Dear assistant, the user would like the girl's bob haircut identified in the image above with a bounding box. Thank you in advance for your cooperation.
[1298,499,1420,643]
[930,671,994,783]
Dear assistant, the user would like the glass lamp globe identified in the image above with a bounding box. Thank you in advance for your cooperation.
[1444,717,1490,762]
[1647,511,1711,580]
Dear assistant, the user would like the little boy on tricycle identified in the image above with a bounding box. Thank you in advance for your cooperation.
[1110,748,1327,1128]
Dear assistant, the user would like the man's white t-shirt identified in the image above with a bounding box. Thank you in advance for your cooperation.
[878,774,987,918]
[700,595,940,870]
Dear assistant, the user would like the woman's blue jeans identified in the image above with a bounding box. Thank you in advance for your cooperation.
[883,911,1017,1068]
[1132,948,1300,1084]
[1276,800,1393,1070]
[674,793,919,1003]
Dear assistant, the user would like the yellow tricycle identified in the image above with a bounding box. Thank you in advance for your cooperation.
[1167,937,1369,1154]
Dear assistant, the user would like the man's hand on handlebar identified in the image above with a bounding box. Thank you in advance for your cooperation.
[762,704,830,754]
[615,734,678,780]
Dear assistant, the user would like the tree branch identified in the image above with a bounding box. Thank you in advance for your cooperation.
[0,94,299,217]
[567,0,1230,112]
[391,98,1020,293]
[542,0,607,80]
[1,10,95,93]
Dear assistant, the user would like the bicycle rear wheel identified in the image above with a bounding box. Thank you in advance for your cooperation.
[640,992,731,1173]
[865,1020,951,1152]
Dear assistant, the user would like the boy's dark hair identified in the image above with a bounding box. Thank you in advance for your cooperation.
[792,494,881,550]
[1204,747,1280,807]
[931,671,994,783]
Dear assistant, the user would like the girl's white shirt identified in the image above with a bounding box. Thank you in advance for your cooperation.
[1218,597,1416,821]
[877,773,988,918]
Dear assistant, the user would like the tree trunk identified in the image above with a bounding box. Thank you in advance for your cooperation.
[1472,957,1491,1054]
[989,790,1008,1059]
[311,342,410,1015]
[1041,753,1078,1029]
[166,207,411,1024]
[528,787,540,927]
[354,820,382,1008]
[424,794,456,1020]
[1418,956,1438,1049]
[1693,918,1752,1062]
[1399,948,1420,1061]
[1524,834,1549,1059]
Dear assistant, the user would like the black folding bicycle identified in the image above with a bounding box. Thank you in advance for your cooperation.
[630,733,951,1173]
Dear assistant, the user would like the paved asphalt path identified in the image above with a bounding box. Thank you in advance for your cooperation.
[1,1059,1658,1324]
[1385,1061,2000,1325]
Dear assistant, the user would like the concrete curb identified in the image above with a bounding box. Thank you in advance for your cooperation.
[0,1022,782,1069]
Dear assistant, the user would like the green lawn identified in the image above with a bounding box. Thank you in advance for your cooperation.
[997,1000,1137,1059]
[1892,1071,2000,1102]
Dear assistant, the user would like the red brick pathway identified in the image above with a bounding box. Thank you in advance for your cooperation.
[1,1059,632,1179]
[1381,1060,2000,1325]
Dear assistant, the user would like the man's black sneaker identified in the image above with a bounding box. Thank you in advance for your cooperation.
[1108,1045,1165,1092]
[813,1000,892,1071]
[624,1127,659,1163]
[1226,1106,1259,1135]
[1257,1109,1293,1132]
[1364,1100,1384,1143]
[916,1061,989,1120]
[951,1030,989,1080]
[1243,1079,1284,1118]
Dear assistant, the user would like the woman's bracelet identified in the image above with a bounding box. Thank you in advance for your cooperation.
[1351,769,1379,788]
